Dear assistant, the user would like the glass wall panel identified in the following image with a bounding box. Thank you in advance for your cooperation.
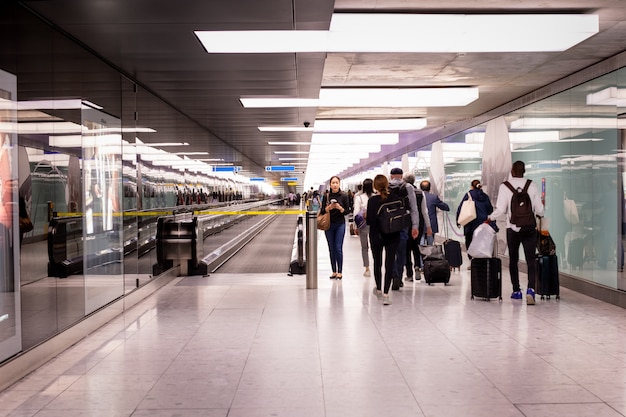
[434,68,626,291]
[0,69,21,363]
[81,108,124,314]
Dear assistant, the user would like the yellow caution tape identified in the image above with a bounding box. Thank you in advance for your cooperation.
[194,210,306,215]
[55,210,307,217]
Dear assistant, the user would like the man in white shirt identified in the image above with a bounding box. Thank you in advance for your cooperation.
[488,161,544,305]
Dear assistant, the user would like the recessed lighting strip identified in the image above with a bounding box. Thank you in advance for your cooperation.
[196,14,598,54]
[242,88,478,108]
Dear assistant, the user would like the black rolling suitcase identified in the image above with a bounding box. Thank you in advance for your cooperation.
[443,239,462,270]
[536,255,560,300]
[423,259,451,285]
[470,257,502,300]
[442,215,462,270]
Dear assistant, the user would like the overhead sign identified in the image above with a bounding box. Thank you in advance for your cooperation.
[212,166,242,172]
[249,177,265,182]
[280,177,298,182]
[212,166,236,172]
[266,165,295,172]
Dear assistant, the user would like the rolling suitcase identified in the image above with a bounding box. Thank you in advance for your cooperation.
[423,259,451,285]
[470,257,502,301]
[536,255,560,300]
[443,239,463,270]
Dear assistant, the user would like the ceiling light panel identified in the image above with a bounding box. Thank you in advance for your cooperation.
[196,14,598,53]
[241,88,478,108]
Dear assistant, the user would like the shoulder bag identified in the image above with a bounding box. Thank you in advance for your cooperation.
[457,192,477,226]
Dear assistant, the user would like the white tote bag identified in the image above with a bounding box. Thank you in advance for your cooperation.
[458,193,477,226]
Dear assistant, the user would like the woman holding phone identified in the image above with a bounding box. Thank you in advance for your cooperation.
[321,175,350,279]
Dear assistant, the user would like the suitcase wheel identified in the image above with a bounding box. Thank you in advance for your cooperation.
[471,295,474,300]
[556,295,560,300]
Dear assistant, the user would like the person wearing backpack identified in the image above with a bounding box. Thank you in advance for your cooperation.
[367,174,401,305]
[488,161,544,305]
[388,168,423,290]
[403,173,432,281]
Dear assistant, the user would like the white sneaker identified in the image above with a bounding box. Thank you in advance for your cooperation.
[373,288,382,299]
[383,294,391,305]
[363,270,371,277]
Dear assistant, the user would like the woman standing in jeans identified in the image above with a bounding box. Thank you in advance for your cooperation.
[321,176,350,279]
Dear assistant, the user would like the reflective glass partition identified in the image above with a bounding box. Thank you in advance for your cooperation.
[82,108,124,314]
[0,69,21,363]
[433,67,625,292]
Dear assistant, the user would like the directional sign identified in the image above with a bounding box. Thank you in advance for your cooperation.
[280,177,298,182]
[249,177,265,182]
[265,165,295,172]
[212,166,236,172]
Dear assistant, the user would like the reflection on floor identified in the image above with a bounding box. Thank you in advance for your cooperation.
[2,230,626,417]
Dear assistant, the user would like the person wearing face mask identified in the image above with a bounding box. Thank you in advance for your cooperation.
[320,175,350,279]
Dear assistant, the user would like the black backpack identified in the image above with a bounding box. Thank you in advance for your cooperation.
[503,180,536,229]
[389,182,409,207]
[377,193,411,234]
[389,182,425,231]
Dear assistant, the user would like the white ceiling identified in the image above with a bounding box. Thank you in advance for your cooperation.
[14,0,626,187]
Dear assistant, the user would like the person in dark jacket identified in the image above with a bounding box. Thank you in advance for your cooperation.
[320,175,350,279]
[456,179,493,267]
[420,180,450,244]
[367,174,400,305]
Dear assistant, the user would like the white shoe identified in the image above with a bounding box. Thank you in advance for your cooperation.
[383,294,391,305]
[363,270,371,277]
[373,288,382,299]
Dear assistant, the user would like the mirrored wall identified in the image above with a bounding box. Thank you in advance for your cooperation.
[0,2,254,362]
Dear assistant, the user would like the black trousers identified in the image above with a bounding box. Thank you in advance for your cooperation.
[506,227,537,292]
[371,237,399,294]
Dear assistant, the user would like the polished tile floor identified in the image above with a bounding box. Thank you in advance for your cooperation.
[2,230,626,417]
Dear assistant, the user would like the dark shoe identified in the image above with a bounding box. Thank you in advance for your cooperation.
[336,274,343,280]
[330,274,337,279]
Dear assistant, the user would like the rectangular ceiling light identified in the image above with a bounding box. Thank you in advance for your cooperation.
[195,14,598,54]
[466,131,561,143]
[311,133,399,146]
[242,88,478,108]
[268,142,312,145]
[261,118,426,132]
[586,87,626,106]
[314,118,426,132]
[511,117,626,129]
[260,126,313,132]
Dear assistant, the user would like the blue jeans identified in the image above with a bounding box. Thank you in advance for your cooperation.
[325,222,346,273]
